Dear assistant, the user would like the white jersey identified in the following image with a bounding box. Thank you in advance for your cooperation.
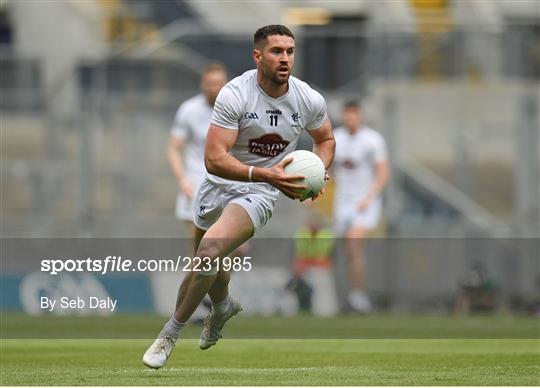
[170,94,213,185]
[209,69,327,187]
[333,126,388,201]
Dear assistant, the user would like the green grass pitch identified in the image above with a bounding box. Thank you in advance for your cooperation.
[1,314,539,385]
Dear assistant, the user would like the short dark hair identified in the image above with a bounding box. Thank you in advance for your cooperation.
[343,99,361,110]
[253,25,294,48]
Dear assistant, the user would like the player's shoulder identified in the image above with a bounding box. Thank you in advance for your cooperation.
[289,75,324,99]
[362,126,382,137]
[333,126,347,139]
[289,76,326,117]
[224,69,256,92]
[362,126,386,144]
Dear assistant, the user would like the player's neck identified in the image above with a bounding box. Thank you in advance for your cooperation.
[257,72,289,98]
[205,96,216,107]
[347,126,360,135]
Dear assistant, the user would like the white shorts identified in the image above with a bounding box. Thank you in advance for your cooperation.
[334,197,382,236]
[175,192,195,221]
[193,177,279,233]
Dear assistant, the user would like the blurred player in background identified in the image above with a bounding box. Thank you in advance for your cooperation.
[167,63,228,236]
[144,24,335,369]
[333,101,389,313]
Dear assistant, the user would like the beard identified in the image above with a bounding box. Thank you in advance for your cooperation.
[262,65,289,86]
[271,72,289,85]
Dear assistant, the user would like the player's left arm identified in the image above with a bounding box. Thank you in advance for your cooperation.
[307,117,335,171]
[370,159,390,197]
[358,159,390,210]
[304,90,334,172]
[306,117,335,200]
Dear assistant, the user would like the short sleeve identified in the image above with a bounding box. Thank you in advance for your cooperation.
[372,133,388,163]
[211,84,242,130]
[305,91,327,131]
[170,105,189,140]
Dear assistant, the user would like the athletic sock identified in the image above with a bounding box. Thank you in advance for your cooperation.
[159,316,185,339]
[349,289,367,300]
[212,294,232,316]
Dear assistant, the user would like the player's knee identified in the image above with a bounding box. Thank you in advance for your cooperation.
[347,227,369,240]
[194,240,223,276]
[196,266,218,276]
[195,239,221,261]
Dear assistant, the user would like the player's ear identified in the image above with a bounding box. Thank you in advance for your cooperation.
[252,49,261,65]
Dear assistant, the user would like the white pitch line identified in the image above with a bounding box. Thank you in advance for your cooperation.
[142,366,333,373]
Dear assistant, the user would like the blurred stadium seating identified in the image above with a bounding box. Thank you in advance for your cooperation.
[1,0,539,311]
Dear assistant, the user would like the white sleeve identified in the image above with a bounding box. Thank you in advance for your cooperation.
[305,90,327,131]
[211,84,242,130]
[372,133,388,163]
[170,105,189,140]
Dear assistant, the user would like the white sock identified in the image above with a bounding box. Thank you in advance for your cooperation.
[212,294,232,315]
[159,316,184,339]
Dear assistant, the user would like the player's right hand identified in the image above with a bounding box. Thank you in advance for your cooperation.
[263,157,307,200]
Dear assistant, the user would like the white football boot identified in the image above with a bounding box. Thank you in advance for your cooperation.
[348,290,373,313]
[142,335,177,369]
[199,300,243,350]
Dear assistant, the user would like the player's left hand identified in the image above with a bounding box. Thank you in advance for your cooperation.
[356,194,373,211]
[306,171,330,202]
[265,158,307,200]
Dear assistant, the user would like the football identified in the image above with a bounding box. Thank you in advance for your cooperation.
[284,150,326,200]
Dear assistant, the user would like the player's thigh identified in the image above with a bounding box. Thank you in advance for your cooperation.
[344,225,371,254]
[205,203,254,240]
[193,226,206,255]
[346,200,381,240]
[346,226,370,240]
[196,204,254,259]
[333,197,357,235]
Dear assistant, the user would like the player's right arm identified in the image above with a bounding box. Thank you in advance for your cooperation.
[168,103,195,198]
[167,135,194,198]
[204,124,306,200]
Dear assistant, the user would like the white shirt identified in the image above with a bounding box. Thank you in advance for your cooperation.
[209,69,327,186]
[171,94,213,185]
[333,126,388,201]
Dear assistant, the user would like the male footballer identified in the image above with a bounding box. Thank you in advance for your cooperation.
[144,24,335,369]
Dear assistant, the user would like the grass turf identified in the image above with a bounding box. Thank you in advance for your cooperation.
[2,312,539,339]
[1,339,539,385]
[1,313,539,385]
